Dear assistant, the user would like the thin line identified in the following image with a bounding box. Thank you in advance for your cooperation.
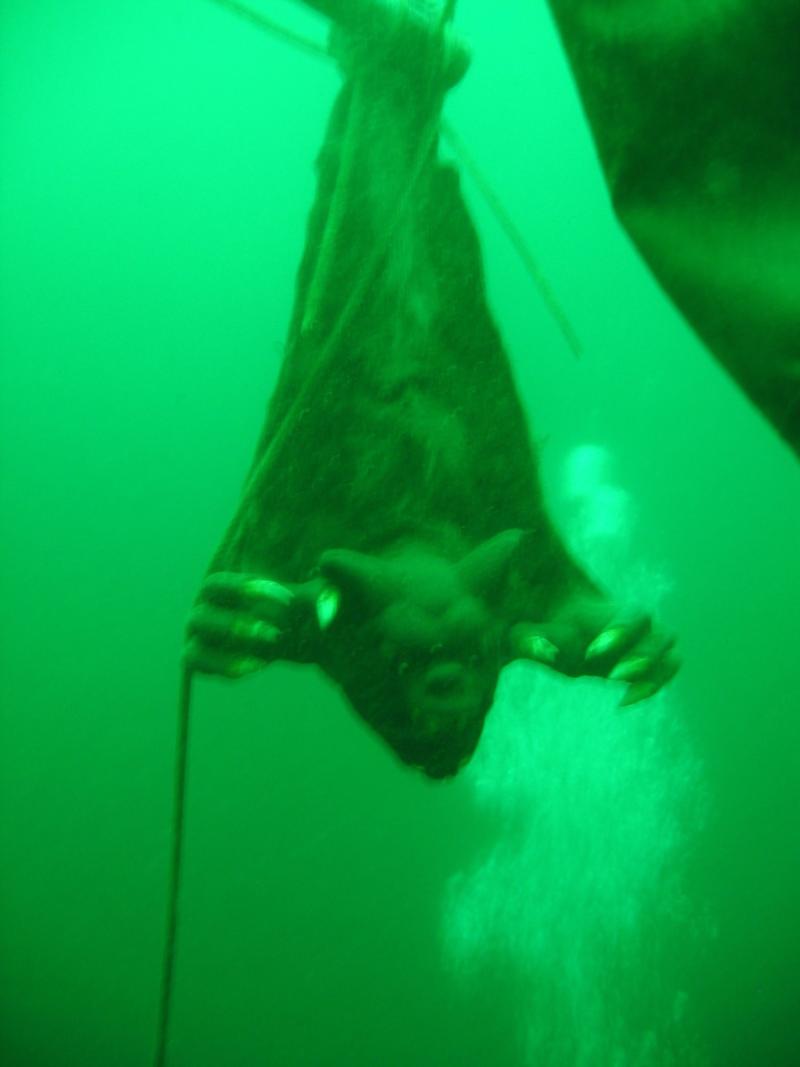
[209,0,329,59]
[153,668,194,1067]
[206,0,581,357]
[442,119,583,358]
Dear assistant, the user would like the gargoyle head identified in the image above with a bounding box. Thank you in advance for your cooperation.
[316,531,524,778]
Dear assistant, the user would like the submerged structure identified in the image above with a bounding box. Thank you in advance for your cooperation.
[546,0,800,456]
[185,0,677,779]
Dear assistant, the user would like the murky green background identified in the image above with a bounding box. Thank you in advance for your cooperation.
[2,2,799,1065]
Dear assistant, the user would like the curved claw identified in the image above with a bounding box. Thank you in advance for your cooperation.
[315,585,341,631]
[242,578,295,607]
[508,604,679,706]
[609,655,656,683]
[186,571,321,676]
[584,616,652,665]
[201,572,295,613]
[618,648,680,707]
[619,681,660,707]
[512,629,560,665]
[183,637,264,679]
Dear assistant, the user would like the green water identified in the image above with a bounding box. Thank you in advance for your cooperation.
[2,2,799,1065]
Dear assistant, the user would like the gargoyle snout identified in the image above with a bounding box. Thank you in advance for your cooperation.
[416,659,491,722]
[424,661,467,700]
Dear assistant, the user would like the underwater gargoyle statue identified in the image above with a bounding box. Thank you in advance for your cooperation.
[185,5,679,779]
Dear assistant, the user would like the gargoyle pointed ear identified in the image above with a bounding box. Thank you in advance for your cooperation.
[458,529,530,600]
[318,549,394,619]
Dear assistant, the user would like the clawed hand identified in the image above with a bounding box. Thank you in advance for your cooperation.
[509,597,679,706]
[184,572,320,678]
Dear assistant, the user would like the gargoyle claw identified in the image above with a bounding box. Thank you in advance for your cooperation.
[183,638,264,679]
[609,655,652,682]
[585,627,629,661]
[231,618,282,646]
[243,579,295,606]
[619,680,660,707]
[316,585,341,630]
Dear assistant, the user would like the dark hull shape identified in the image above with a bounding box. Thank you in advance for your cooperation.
[547,0,800,457]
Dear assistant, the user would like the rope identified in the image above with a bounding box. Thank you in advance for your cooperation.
[441,119,582,358]
[205,0,582,357]
[153,668,194,1067]
[211,0,329,59]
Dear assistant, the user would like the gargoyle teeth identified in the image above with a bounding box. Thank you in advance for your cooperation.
[316,585,341,630]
